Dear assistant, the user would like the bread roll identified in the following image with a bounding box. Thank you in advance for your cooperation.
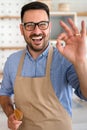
[14,109,23,121]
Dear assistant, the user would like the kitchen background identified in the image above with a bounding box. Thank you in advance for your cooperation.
[0,0,87,130]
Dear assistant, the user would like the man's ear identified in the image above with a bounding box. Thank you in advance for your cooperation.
[20,24,24,35]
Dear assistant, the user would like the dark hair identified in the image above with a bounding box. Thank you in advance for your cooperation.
[21,1,50,22]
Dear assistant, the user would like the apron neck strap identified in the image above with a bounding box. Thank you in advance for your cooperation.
[17,49,26,76]
[46,45,53,77]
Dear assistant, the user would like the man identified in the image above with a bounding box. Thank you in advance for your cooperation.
[0,1,87,130]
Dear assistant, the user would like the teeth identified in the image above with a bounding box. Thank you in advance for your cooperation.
[32,36,42,40]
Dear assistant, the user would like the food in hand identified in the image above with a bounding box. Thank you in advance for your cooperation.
[14,109,23,121]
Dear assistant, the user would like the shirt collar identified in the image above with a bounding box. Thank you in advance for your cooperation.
[25,44,50,59]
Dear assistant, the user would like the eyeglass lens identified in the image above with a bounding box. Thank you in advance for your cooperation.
[23,21,49,31]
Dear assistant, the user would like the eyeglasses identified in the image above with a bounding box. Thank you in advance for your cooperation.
[22,21,49,31]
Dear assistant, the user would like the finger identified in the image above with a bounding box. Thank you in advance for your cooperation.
[8,115,22,130]
[59,20,73,37]
[8,120,22,130]
[14,121,22,130]
[68,18,79,34]
[81,20,86,37]
[57,32,68,41]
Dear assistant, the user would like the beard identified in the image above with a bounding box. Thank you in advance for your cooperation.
[24,33,49,52]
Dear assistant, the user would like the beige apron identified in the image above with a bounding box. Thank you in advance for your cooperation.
[14,46,72,130]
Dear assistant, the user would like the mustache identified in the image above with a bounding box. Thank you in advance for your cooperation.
[30,33,45,38]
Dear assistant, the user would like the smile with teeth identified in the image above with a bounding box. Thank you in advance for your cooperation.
[32,36,43,41]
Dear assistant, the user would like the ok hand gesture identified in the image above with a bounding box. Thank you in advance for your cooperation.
[56,18,87,65]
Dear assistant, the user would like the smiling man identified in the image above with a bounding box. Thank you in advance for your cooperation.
[20,8,51,58]
[0,1,87,130]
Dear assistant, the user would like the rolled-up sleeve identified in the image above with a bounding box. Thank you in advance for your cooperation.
[67,64,87,101]
[0,58,14,96]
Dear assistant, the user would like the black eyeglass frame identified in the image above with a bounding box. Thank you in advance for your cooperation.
[21,21,49,31]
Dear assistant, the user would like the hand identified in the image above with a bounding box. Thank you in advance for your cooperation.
[56,18,87,65]
[8,113,22,130]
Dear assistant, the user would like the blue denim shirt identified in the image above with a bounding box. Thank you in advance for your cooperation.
[0,45,86,116]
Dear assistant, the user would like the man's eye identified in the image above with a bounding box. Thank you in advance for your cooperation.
[27,24,34,27]
[40,23,46,26]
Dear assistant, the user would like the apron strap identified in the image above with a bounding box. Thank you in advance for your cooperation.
[16,49,26,76]
[45,45,53,77]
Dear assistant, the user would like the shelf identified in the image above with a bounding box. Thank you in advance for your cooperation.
[77,12,87,16]
[0,46,25,50]
[0,16,20,19]
[0,12,86,19]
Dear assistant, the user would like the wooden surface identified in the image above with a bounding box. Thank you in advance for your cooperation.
[0,46,25,50]
[77,12,87,16]
[0,73,3,82]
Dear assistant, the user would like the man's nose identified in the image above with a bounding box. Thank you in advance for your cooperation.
[33,25,42,33]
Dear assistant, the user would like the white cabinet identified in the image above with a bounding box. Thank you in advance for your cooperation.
[50,12,76,40]
[50,11,76,46]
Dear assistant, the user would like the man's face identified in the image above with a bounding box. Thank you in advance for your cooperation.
[20,10,51,52]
